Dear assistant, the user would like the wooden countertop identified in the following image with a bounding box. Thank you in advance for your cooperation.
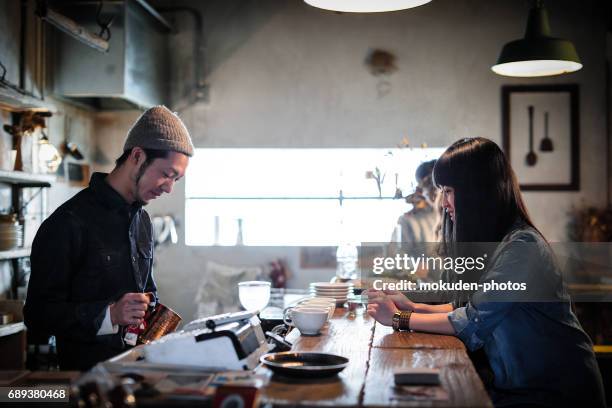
[259,308,492,407]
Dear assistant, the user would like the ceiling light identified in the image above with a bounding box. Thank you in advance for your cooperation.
[492,0,581,77]
[304,0,432,13]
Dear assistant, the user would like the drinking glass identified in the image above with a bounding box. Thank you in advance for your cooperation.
[238,281,271,312]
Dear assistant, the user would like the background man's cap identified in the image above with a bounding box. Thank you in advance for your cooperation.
[123,106,194,157]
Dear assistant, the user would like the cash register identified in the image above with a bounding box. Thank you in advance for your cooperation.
[103,311,272,372]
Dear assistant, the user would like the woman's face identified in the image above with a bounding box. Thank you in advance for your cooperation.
[441,186,455,222]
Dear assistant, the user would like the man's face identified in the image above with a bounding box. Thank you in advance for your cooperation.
[134,151,189,205]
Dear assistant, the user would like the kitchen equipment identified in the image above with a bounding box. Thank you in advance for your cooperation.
[138,302,182,345]
[51,0,170,109]
[184,311,255,331]
[260,352,349,378]
[283,307,328,335]
[141,312,270,371]
[296,297,336,319]
[309,282,353,305]
[526,105,537,166]
[540,111,554,152]
[0,313,13,325]
[0,214,23,251]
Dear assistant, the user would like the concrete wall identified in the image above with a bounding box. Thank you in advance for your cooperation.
[91,0,610,321]
[0,0,608,319]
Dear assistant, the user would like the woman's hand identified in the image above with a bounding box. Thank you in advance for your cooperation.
[366,295,399,326]
[366,289,418,311]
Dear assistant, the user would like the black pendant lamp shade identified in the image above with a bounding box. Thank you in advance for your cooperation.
[492,1,581,77]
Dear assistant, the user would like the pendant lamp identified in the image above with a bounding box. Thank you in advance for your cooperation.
[492,0,581,77]
[304,0,432,13]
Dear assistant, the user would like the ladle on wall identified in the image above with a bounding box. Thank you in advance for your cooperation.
[526,105,537,166]
[539,111,553,152]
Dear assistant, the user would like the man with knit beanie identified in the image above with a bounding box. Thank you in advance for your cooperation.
[25,106,193,370]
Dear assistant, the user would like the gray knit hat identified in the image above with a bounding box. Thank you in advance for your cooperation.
[123,106,194,157]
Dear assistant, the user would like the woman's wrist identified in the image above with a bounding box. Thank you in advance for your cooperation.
[412,302,433,313]
[412,303,453,313]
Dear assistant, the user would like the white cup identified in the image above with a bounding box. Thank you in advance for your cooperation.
[299,298,336,319]
[283,307,328,335]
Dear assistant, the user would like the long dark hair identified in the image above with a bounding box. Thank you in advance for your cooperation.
[433,137,540,248]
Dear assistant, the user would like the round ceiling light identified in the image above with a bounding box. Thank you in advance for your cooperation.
[492,1,581,77]
[304,0,432,13]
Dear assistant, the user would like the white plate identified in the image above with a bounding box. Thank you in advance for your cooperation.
[310,282,352,289]
[312,288,351,293]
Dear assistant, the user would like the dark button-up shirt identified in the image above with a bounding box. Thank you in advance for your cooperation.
[24,172,156,370]
[448,222,605,407]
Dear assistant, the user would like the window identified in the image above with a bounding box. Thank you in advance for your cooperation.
[185,148,445,246]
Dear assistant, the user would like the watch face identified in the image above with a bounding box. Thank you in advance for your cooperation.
[220,394,245,408]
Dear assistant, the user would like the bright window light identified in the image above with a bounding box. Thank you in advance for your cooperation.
[185,148,445,246]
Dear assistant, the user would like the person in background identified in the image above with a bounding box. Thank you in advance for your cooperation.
[393,159,440,246]
[388,160,442,281]
[368,138,605,407]
[24,106,194,371]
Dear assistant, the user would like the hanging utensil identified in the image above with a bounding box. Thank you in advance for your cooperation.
[525,105,537,166]
[393,173,403,199]
[539,111,553,152]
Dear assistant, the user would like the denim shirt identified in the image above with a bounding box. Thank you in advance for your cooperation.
[447,222,605,407]
[24,172,156,370]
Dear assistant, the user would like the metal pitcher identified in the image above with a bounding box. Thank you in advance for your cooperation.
[137,302,182,344]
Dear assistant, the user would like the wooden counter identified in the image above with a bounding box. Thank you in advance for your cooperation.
[259,308,492,407]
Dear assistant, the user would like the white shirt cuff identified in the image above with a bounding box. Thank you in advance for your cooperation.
[97,305,119,335]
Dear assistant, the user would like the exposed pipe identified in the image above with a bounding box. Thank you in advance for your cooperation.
[19,0,27,89]
[158,6,208,105]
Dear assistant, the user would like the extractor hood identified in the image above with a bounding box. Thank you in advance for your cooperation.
[51,0,171,110]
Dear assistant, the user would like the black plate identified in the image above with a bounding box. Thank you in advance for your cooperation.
[260,352,349,378]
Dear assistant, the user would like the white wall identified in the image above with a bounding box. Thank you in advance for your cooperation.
[92,0,609,321]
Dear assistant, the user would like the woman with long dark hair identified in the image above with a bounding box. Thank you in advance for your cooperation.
[367,138,605,407]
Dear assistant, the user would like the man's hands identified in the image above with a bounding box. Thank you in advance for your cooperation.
[109,293,149,326]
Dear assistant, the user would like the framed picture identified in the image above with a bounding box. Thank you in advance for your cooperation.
[502,84,579,191]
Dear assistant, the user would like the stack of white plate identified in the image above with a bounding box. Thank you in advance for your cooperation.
[309,282,353,305]
[0,223,22,251]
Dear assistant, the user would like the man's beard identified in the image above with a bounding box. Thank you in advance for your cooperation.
[133,163,149,206]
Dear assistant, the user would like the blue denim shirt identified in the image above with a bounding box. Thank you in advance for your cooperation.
[447,223,605,407]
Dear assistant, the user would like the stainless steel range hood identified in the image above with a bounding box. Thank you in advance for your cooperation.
[52,0,170,110]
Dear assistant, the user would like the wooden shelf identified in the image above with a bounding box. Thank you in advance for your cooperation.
[0,322,25,338]
[0,248,30,260]
[0,84,55,113]
[0,170,55,187]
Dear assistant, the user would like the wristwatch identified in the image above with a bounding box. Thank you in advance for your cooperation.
[399,310,413,331]
[392,311,402,331]
[392,311,412,331]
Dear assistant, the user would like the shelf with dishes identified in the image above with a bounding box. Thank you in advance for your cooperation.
[0,247,30,261]
[0,170,55,187]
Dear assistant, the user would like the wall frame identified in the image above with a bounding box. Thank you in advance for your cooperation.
[501,84,580,191]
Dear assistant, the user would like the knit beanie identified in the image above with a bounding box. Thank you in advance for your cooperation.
[123,106,194,157]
